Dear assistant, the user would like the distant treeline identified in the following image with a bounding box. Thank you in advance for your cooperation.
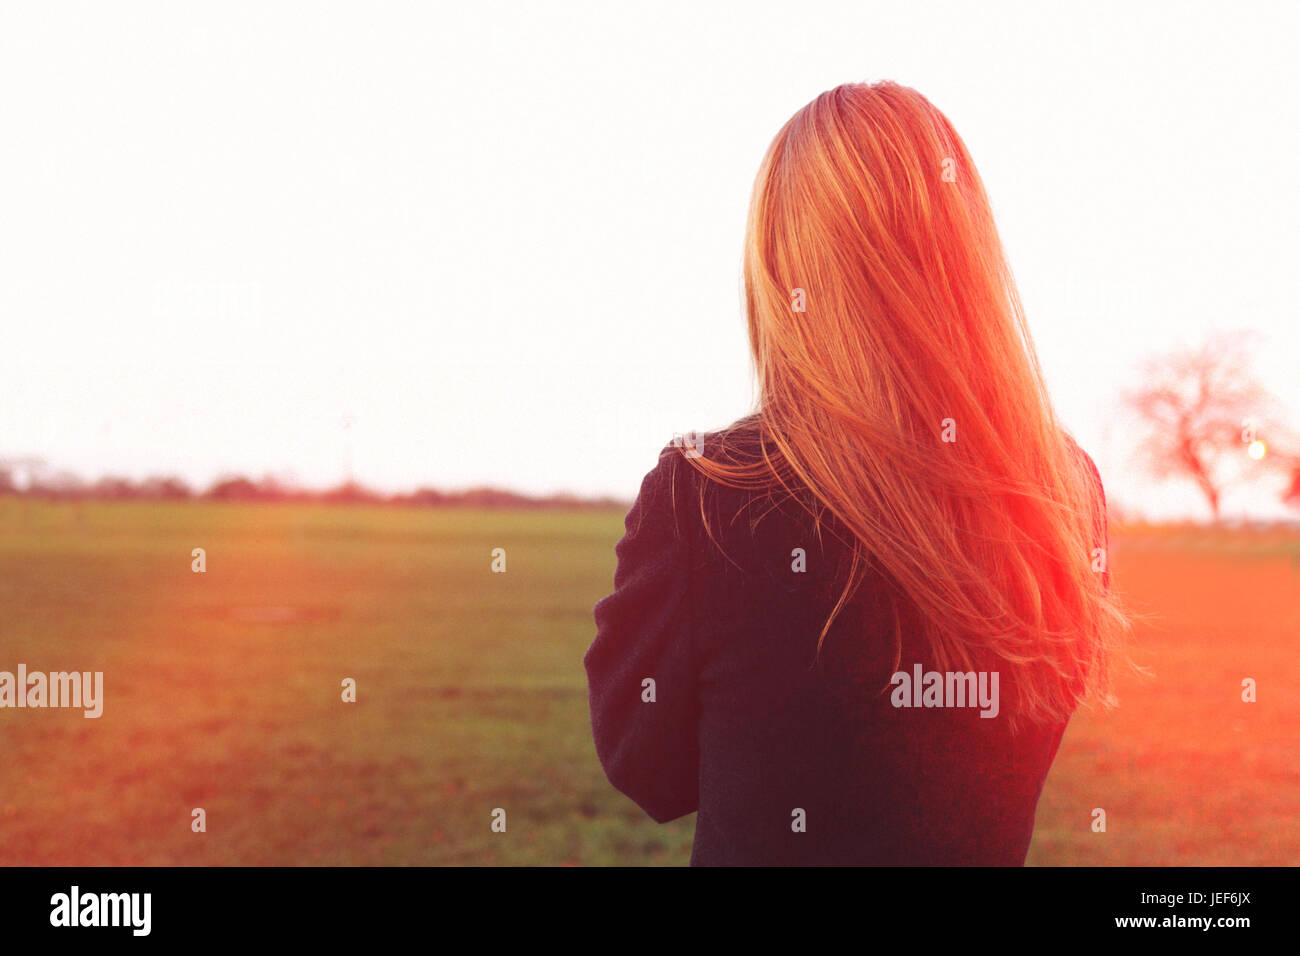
[0,468,627,510]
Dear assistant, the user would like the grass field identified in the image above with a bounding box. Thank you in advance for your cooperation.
[0,498,1296,865]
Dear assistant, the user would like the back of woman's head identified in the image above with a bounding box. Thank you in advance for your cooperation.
[690,81,1130,729]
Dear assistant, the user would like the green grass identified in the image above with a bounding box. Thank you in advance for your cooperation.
[0,498,1295,865]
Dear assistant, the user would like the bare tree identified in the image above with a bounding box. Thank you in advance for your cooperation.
[1124,333,1291,522]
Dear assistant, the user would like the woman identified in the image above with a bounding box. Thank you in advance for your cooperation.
[585,82,1129,865]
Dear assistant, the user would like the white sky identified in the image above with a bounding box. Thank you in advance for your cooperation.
[1,0,1296,519]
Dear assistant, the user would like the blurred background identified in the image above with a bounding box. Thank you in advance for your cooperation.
[0,0,1296,864]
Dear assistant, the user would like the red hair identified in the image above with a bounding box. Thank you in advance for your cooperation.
[687,82,1131,728]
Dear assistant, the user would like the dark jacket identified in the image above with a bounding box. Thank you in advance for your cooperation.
[585,418,1107,865]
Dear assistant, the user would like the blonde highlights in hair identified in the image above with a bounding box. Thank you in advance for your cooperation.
[687,82,1131,728]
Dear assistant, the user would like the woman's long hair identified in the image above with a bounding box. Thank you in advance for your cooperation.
[687,82,1131,728]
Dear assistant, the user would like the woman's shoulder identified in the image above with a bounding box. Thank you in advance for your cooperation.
[643,414,783,511]
[638,414,826,559]
[651,414,766,464]
[625,415,762,533]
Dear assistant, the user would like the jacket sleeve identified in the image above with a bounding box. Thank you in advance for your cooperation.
[584,444,700,823]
